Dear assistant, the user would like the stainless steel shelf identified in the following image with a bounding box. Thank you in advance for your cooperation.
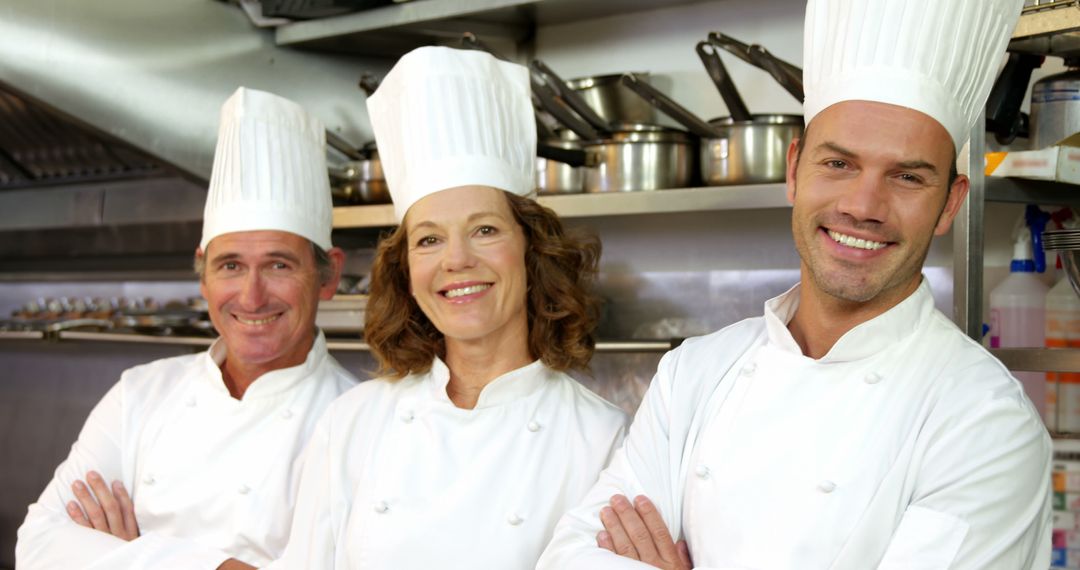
[333,184,790,228]
[985,177,1080,206]
[991,348,1080,373]
[0,330,44,340]
[58,331,215,347]
[31,331,674,353]
[276,0,712,54]
[1011,0,1080,56]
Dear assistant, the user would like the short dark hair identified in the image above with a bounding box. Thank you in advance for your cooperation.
[364,191,602,379]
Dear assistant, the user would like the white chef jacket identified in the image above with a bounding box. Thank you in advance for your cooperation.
[16,331,358,570]
[265,357,628,569]
[539,279,1052,570]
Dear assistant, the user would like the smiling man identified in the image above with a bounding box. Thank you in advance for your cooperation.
[15,87,358,570]
[538,0,1051,568]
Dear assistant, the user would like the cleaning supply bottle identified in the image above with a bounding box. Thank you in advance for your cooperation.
[990,206,1050,420]
[1046,257,1080,433]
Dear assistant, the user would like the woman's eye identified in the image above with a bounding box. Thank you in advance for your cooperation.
[477,225,498,236]
[416,235,439,247]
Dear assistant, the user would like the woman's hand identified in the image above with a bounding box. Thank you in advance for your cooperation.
[596,494,692,570]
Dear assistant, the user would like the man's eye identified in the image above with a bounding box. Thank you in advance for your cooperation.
[825,159,848,169]
[222,262,239,271]
[897,173,924,185]
[272,262,289,270]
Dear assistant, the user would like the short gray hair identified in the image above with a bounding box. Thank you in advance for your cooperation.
[194,240,335,286]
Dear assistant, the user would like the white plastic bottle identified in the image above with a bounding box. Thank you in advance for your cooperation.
[1046,267,1080,433]
[990,228,1049,419]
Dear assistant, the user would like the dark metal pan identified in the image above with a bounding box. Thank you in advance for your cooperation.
[531,74,602,142]
[694,41,752,122]
[358,73,380,97]
[531,59,613,134]
[620,73,721,139]
[747,45,804,103]
[708,32,802,81]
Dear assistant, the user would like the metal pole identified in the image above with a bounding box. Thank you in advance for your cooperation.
[953,111,986,341]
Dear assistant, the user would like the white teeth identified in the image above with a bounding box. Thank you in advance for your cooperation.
[237,315,279,325]
[444,284,491,298]
[828,230,887,251]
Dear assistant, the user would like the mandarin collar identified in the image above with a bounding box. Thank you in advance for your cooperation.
[202,330,328,399]
[763,278,934,363]
[428,357,550,409]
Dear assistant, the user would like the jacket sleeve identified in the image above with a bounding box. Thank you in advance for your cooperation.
[537,350,685,570]
[15,379,232,570]
[263,410,338,570]
[876,377,1052,570]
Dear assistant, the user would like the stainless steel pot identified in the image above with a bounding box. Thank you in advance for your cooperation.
[536,137,585,195]
[566,73,658,125]
[1032,66,1080,149]
[702,114,803,186]
[331,143,389,204]
[583,123,696,193]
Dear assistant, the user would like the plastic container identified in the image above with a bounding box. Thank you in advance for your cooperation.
[1047,270,1080,432]
[990,228,1049,419]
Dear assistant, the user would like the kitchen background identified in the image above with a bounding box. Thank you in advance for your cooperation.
[0,0,1072,567]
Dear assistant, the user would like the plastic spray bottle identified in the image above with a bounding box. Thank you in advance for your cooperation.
[1046,209,1080,433]
[1046,255,1080,432]
[989,205,1049,420]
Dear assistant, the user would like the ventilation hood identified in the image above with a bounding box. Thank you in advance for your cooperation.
[0,0,389,183]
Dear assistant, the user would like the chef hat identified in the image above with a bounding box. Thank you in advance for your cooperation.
[803,0,1024,153]
[367,46,536,222]
[201,87,333,251]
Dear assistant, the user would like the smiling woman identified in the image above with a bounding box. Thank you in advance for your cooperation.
[366,187,600,379]
[260,46,627,570]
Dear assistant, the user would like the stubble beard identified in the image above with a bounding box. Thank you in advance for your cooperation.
[792,208,930,308]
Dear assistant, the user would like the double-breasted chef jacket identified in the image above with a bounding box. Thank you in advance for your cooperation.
[264,358,628,569]
[539,279,1052,569]
[16,331,358,570]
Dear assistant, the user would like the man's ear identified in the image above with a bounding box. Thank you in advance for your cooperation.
[934,174,970,236]
[320,247,347,301]
[785,138,800,204]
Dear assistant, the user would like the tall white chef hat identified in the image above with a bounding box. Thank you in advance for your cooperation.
[201,87,333,251]
[803,0,1024,153]
[367,46,536,223]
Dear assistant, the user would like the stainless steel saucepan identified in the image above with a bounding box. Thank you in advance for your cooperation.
[531,64,696,193]
[582,122,695,193]
[621,72,801,186]
[564,73,658,126]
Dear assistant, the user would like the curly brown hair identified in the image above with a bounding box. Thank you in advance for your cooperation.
[364,191,601,379]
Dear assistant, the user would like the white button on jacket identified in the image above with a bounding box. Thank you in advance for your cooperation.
[16,332,358,570]
[265,358,628,570]
[539,280,1051,570]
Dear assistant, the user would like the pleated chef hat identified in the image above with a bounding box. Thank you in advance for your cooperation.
[201,87,332,251]
[367,46,536,222]
[803,0,1024,153]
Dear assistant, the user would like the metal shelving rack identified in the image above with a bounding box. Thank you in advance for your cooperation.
[333,183,790,228]
[41,331,676,353]
[275,0,713,55]
[953,3,1080,372]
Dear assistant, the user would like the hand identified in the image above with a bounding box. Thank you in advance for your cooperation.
[66,470,139,541]
[596,494,692,570]
[216,559,257,570]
